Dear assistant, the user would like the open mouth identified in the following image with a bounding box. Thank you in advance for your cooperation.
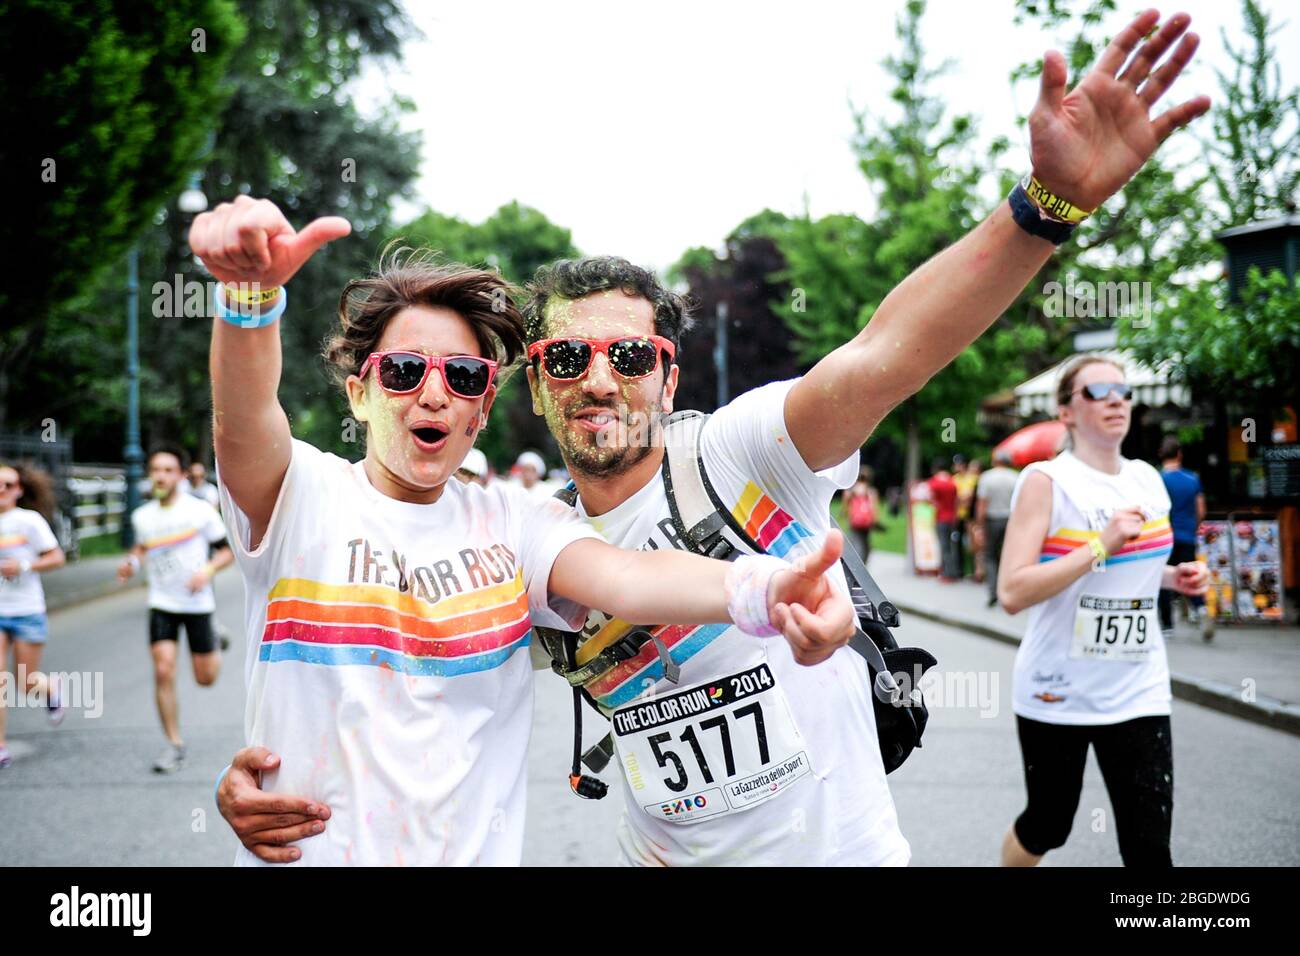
[410,424,449,451]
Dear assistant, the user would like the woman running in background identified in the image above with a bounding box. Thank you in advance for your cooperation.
[997,355,1207,867]
[0,461,68,768]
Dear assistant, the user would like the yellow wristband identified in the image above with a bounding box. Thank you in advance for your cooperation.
[1088,537,1108,563]
[223,282,282,305]
[1022,174,1094,224]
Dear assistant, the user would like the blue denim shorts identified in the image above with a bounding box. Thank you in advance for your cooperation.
[0,613,49,643]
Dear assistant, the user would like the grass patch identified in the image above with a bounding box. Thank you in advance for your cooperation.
[75,532,125,558]
[831,499,906,554]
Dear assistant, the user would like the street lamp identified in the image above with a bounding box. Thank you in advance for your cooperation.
[122,171,208,547]
[178,188,208,215]
[713,301,729,409]
[122,245,142,548]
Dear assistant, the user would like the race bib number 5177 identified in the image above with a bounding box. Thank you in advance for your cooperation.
[611,663,811,825]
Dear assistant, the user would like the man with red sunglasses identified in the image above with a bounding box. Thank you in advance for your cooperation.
[513,9,1206,867]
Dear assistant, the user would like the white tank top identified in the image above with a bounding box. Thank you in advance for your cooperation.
[1010,450,1174,725]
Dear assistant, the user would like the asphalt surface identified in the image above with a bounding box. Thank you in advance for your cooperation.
[2,573,1296,866]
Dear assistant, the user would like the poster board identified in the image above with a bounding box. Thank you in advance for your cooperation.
[907,480,941,574]
[1230,518,1285,622]
[1197,516,1286,623]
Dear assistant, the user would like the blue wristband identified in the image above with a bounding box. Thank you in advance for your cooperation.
[215,285,287,328]
[214,763,232,811]
[1008,182,1076,245]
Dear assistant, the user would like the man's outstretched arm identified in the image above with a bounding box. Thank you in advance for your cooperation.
[786,9,1210,472]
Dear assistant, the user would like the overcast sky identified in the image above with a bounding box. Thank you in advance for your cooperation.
[355,0,1299,270]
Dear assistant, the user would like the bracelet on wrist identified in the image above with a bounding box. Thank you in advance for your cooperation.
[1021,173,1094,224]
[215,284,287,329]
[1009,181,1076,245]
[223,282,282,305]
[1088,537,1109,566]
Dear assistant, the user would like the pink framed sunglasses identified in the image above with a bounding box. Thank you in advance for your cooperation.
[360,350,498,399]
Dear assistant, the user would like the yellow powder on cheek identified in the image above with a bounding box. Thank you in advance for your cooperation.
[363,389,411,467]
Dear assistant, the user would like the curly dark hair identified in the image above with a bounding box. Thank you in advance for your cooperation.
[520,256,693,356]
[0,460,57,524]
[322,242,526,392]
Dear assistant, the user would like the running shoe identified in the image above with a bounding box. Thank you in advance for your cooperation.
[1161,627,1175,643]
[47,674,66,726]
[217,622,232,653]
[152,743,186,774]
[1199,606,1215,642]
[0,745,11,770]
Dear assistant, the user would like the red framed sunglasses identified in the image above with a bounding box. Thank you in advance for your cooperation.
[528,335,676,381]
[360,350,498,399]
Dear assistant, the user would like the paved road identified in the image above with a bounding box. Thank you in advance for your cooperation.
[2,575,1296,866]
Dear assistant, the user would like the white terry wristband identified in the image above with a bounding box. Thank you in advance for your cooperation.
[725,554,788,637]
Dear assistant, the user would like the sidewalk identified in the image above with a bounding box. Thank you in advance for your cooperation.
[868,550,1300,737]
[41,556,142,611]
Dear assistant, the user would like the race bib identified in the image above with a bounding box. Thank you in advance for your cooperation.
[148,548,187,585]
[611,663,812,825]
[1071,594,1158,662]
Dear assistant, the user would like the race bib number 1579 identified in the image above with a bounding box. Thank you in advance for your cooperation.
[611,663,811,825]
[1071,594,1159,662]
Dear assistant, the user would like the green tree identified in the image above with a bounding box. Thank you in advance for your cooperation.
[1123,0,1300,407]
[1203,0,1300,221]
[0,0,243,430]
[774,0,1040,483]
[668,210,800,415]
[3,0,422,464]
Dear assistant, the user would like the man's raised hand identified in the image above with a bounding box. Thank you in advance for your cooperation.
[188,195,351,289]
[1028,8,1211,212]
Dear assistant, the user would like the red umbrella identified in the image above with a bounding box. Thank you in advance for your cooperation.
[994,421,1067,468]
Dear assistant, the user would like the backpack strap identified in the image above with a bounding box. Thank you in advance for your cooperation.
[661,411,750,562]
[663,410,900,626]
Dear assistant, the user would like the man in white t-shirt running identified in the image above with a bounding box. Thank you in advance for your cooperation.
[183,460,222,511]
[208,9,1209,864]
[119,447,234,773]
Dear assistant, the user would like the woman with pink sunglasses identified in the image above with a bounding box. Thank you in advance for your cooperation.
[190,195,857,866]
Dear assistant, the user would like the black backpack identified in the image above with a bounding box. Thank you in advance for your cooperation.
[533,411,937,798]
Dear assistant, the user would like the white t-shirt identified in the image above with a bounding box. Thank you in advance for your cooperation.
[185,479,221,510]
[1010,451,1174,725]
[573,380,910,867]
[0,507,59,616]
[220,439,601,866]
[131,495,229,614]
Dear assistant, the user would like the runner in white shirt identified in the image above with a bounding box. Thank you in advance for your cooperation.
[192,196,856,866]
[184,461,222,511]
[119,447,235,773]
[997,356,1208,867]
[0,462,68,769]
